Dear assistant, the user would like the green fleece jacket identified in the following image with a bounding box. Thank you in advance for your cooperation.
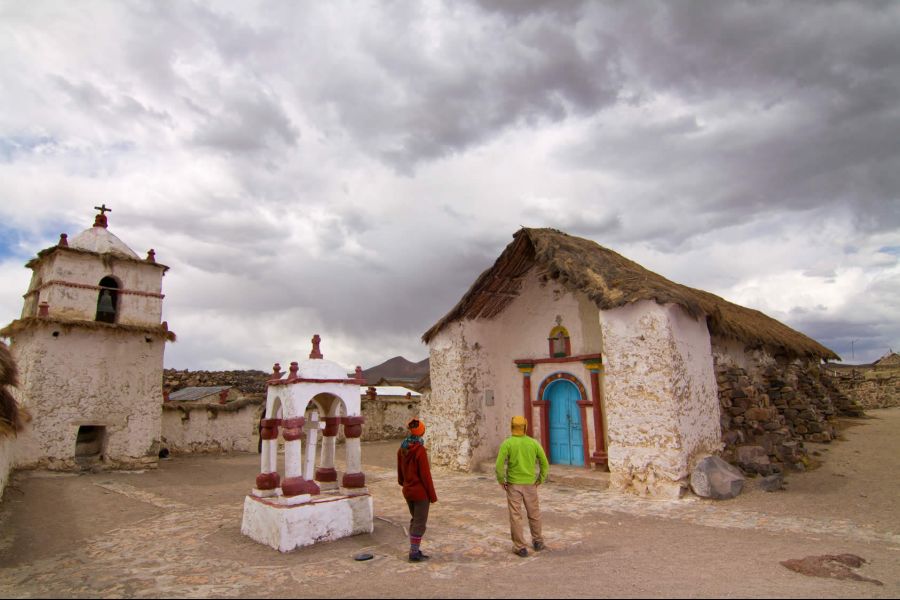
[496,434,550,485]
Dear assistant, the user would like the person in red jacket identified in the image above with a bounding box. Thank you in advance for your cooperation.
[397,418,438,562]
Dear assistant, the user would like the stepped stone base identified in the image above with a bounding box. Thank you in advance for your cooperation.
[241,493,373,552]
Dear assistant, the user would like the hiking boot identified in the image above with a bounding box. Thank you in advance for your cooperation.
[408,550,430,562]
[533,540,546,551]
[515,547,528,557]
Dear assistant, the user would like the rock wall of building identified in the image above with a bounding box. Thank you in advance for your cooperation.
[164,369,270,395]
[601,300,720,498]
[712,339,864,473]
[360,395,419,441]
[11,324,164,470]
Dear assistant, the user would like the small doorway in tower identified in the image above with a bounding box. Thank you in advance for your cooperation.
[74,425,106,466]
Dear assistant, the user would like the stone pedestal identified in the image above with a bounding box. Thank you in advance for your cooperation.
[241,493,374,553]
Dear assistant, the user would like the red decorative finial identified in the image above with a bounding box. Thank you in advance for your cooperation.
[58,233,68,247]
[93,204,111,228]
[272,363,282,378]
[355,366,363,380]
[289,361,299,380]
[146,249,156,263]
[310,334,323,359]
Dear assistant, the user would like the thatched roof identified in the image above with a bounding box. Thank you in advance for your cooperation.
[422,228,839,361]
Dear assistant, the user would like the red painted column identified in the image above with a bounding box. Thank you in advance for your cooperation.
[256,418,281,491]
[314,416,340,483]
[341,416,366,488]
[577,400,592,468]
[585,360,608,466]
[281,417,320,496]
[517,364,535,437]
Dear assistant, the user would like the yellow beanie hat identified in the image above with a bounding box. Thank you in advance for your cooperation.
[511,415,528,435]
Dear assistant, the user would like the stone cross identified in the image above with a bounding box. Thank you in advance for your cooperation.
[303,411,325,480]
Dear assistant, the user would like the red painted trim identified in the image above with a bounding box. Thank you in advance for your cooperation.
[589,370,608,466]
[23,280,165,299]
[522,372,533,437]
[536,372,591,468]
[247,492,370,509]
[268,377,366,387]
[532,400,550,457]
[315,467,338,482]
[514,353,602,366]
[577,402,591,468]
[255,472,280,490]
[282,476,320,497]
[260,418,281,440]
[342,472,366,488]
[323,417,340,437]
[341,416,365,426]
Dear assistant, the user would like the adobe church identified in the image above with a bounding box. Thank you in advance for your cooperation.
[422,228,842,498]
[1,206,173,470]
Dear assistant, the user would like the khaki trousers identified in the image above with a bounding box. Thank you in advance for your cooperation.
[505,483,543,551]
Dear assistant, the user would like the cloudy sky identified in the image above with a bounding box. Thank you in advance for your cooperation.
[0,0,897,371]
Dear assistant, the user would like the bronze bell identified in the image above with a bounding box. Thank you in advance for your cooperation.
[97,290,116,316]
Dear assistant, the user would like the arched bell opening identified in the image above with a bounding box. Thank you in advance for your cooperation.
[95,276,120,323]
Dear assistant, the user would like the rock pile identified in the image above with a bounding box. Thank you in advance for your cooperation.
[164,369,270,395]
[716,360,865,474]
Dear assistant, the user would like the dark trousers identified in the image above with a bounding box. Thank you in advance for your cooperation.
[406,499,430,537]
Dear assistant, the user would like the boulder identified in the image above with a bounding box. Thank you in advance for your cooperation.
[759,474,784,492]
[691,456,745,500]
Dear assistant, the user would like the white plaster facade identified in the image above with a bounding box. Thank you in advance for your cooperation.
[424,269,722,498]
[600,300,720,498]
[0,436,13,500]
[423,269,604,471]
[3,212,169,471]
[161,401,262,454]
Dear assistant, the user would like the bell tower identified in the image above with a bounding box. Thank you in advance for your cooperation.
[1,206,173,470]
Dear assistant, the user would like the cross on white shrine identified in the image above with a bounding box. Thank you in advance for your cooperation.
[303,411,325,481]
[94,203,112,215]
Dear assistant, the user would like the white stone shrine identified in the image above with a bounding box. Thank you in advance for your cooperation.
[240,335,374,552]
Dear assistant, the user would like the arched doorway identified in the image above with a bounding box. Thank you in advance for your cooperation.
[545,379,584,466]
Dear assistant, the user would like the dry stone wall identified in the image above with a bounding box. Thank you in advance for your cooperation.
[164,369,269,394]
[825,367,900,410]
[714,348,865,474]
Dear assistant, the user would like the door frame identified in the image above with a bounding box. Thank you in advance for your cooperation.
[535,372,591,468]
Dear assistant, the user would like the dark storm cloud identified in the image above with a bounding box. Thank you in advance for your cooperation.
[191,90,299,154]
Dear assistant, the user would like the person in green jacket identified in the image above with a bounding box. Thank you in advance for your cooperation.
[496,415,550,557]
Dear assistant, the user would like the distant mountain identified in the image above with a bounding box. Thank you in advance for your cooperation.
[361,356,429,385]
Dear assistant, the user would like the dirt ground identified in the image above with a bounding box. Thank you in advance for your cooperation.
[1,408,898,599]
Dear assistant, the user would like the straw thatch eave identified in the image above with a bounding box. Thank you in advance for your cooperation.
[422,228,839,361]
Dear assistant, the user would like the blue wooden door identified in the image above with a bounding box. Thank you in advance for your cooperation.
[547,380,584,466]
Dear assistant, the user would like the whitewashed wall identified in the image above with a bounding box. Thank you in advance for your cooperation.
[11,325,164,470]
[0,435,14,500]
[162,402,262,454]
[600,300,721,498]
[424,269,602,471]
[25,251,164,326]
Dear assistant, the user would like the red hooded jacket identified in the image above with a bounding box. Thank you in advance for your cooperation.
[397,442,438,503]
